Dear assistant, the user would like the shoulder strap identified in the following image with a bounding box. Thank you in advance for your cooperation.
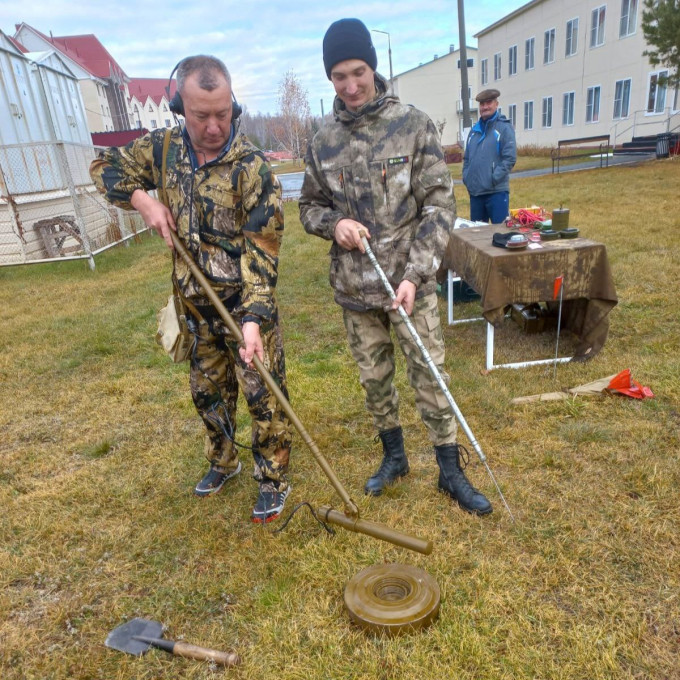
[159,128,205,325]
[159,128,172,208]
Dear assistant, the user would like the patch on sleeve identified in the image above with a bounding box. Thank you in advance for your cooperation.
[387,156,409,166]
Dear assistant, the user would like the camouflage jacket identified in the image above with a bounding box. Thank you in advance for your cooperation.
[90,127,284,324]
[299,75,456,312]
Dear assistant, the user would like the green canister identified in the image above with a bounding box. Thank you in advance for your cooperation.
[552,207,570,231]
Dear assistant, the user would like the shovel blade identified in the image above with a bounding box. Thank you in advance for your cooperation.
[105,618,164,656]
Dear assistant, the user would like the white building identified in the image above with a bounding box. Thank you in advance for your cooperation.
[392,46,478,146]
[128,78,178,131]
[475,0,680,147]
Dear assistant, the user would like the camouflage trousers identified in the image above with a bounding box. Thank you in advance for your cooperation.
[342,293,456,446]
[189,306,293,490]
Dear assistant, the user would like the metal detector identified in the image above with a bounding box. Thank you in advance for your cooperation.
[169,231,433,555]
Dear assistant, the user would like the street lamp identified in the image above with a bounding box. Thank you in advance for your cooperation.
[371,29,393,84]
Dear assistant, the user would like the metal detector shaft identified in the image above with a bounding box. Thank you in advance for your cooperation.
[359,235,514,521]
[169,231,359,518]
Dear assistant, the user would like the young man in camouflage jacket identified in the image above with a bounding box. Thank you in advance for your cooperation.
[90,55,293,523]
[299,19,491,515]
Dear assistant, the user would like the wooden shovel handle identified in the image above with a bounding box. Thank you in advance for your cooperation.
[172,641,240,666]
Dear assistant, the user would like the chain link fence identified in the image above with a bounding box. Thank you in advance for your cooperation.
[0,140,147,269]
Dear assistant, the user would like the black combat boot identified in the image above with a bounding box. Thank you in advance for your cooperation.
[435,443,492,515]
[364,426,410,496]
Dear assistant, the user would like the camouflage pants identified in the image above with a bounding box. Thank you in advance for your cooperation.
[342,293,456,446]
[189,307,292,490]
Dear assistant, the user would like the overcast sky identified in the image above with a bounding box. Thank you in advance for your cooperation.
[2,1,528,116]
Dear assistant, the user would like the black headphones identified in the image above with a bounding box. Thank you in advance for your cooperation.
[166,60,242,121]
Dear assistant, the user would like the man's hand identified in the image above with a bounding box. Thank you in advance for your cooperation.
[239,321,264,367]
[334,218,370,252]
[131,189,176,249]
[392,280,417,316]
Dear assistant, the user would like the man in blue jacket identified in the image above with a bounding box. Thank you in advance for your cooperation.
[462,89,516,224]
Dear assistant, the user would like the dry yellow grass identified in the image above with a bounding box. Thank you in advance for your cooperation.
[0,158,679,679]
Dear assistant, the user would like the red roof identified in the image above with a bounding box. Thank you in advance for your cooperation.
[14,25,128,82]
[51,33,128,81]
[128,78,176,106]
[91,129,148,147]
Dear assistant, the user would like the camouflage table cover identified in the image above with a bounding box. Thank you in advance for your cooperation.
[438,225,618,360]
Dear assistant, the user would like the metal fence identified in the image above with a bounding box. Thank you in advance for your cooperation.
[0,140,146,269]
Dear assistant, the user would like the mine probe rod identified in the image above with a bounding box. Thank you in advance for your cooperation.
[359,234,515,521]
[170,232,436,553]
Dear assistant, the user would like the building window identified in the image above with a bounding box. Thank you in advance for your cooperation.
[165,119,171,127]
[544,28,556,64]
[151,119,158,129]
[525,37,535,70]
[148,104,153,112]
[613,78,632,118]
[542,96,553,127]
[508,45,518,76]
[620,0,638,37]
[586,86,601,122]
[508,104,517,128]
[524,101,534,130]
[481,58,488,85]
[647,70,668,113]
[163,103,168,111]
[590,6,606,47]
[494,52,502,80]
[566,18,579,56]
[563,92,575,125]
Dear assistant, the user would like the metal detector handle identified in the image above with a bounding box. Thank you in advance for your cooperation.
[169,231,360,519]
[318,507,433,555]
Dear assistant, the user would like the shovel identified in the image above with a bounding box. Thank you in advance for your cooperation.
[105,617,240,667]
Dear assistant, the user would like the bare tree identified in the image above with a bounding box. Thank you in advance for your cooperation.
[272,70,311,162]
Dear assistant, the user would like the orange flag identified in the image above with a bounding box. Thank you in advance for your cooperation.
[553,275,563,300]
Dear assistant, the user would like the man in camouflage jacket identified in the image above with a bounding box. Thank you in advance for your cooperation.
[299,19,491,515]
[90,55,293,523]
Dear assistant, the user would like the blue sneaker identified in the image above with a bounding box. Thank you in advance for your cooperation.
[251,483,290,523]
[193,461,242,497]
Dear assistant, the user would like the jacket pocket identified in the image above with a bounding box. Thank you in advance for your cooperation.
[321,164,352,216]
[201,186,240,242]
[370,156,413,219]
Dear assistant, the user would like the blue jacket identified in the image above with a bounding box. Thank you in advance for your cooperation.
[462,112,516,196]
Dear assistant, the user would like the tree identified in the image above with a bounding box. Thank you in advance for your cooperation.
[272,70,311,162]
[642,0,680,87]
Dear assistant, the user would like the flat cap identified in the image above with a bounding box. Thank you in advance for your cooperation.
[476,88,500,102]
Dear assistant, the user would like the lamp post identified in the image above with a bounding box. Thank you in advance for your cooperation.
[371,29,393,84]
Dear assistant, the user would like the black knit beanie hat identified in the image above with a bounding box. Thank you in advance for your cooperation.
[322,18,378,79]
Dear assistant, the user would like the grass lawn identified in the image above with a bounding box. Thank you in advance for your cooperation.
[1,158,679,679]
